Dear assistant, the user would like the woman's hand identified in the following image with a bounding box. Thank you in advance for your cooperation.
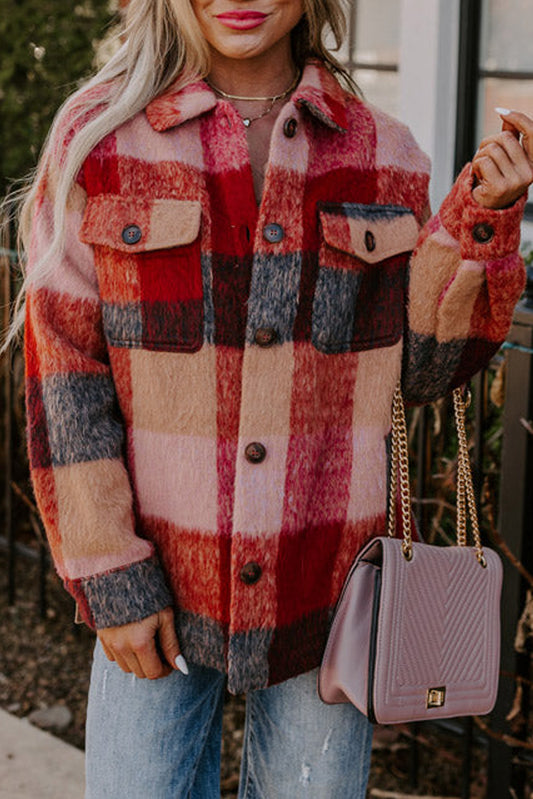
[471,110,533,209]
[97,606,186,679]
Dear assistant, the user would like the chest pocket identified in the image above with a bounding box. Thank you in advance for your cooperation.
[80,196,203,353]
[312,203,419,354]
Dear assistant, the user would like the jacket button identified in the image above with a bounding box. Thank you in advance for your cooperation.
[240,562,262,585]
[365,230,376,252]
[245,442,266,463]
[283,118,298,138]
[122,224,142,245]
[263,223,284,243]
[472,222,494,244]
[254,327,278,347]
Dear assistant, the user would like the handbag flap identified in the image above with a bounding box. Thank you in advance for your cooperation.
[372,538,502,723]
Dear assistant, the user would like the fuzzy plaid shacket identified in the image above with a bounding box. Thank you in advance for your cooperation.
[25,60,526,693]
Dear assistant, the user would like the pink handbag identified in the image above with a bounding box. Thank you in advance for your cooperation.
[318,385,502,724]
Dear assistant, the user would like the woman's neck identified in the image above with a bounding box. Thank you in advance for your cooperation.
[207,39,298,99]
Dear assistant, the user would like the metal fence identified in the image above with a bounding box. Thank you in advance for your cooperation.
[2,249,533,797]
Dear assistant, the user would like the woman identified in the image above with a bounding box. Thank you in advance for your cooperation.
[15,0,533,796]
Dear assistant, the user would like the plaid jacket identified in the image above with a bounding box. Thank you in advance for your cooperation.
[25,60,525,693]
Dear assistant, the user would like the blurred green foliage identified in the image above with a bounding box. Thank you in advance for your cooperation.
[0,0,117,196]
[522,242,533,269]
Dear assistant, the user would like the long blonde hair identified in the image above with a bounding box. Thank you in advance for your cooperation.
[2,0,351,349]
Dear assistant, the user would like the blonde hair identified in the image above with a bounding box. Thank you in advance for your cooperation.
[2,0,351,350]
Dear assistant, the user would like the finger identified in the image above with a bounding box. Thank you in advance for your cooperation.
[98,638,115,662]
[111,650,133,674]
[157,608,185,673]
[475,138,530,185]
[474,136,532,188]
[95,613,175,679]
[134,636,170,679]
[122,651,146,680]
[477,133,511,151]
[109,640,149,677]
[477,132,526,164]
[472,154,509,196]
[472,165,527,209]
[483,140,533,189]
[472,153,505,188]
[496,108,533,136]
[494,132,533,178]
[473,142,531,193]
[495,109,533,159]
[501,119,521,139]
[472,156,509,207]
[473,143,511,179]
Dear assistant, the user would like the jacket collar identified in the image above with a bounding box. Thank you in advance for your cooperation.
[145,59,349,133]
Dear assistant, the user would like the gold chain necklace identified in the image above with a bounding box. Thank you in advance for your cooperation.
[207,72,300,128]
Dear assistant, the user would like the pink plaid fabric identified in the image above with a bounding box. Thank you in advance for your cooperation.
[25,61,526,692]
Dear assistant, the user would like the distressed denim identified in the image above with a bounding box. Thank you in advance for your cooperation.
[86,639,373,798]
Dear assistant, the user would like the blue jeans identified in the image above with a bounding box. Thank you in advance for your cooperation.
[86,640,373,798]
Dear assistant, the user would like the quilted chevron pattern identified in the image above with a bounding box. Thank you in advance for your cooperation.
[397,546,487,686]
[318,537,502,723]
[376,540,502,723]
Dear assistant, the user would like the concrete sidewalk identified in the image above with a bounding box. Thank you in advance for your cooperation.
[0,708,84,798]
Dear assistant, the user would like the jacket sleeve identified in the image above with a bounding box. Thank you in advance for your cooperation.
[402,163,526,404]
[24,155,173,629]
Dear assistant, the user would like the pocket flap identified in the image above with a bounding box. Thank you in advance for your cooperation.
[319,203,419,265]
[79,196,201,253]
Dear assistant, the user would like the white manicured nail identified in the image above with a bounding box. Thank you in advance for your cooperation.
[175,654,189,675]
[495,107,512,116]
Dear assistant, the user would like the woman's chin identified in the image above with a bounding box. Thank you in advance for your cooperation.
[208,34,287,65]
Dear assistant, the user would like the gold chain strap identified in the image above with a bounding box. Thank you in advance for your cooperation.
[387,383,413,560]
[452,388,487,567]
[454,389,469,547]
[387,399,399,539]
[388,382,487,567]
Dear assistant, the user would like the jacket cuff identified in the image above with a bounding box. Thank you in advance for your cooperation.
[65,556,173,629]
[439,164,526,261]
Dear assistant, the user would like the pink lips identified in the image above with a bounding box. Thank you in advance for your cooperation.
[215,10,268,30]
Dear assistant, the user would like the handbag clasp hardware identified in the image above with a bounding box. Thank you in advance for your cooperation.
[427,687,446,708]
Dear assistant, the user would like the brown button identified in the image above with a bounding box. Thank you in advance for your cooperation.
[254,327,278,347]
[472,223,494,244]
[240,562,262,585]
[283,118,298,138]
[365,230,376,252]
[245,442,266,463]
